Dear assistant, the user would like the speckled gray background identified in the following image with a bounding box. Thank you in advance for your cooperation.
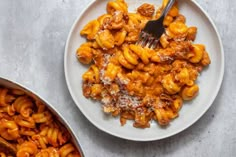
[0,0,235,157]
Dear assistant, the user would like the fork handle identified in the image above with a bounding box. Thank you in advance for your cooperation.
[161,0,176,17]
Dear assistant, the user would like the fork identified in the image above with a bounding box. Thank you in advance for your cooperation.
[137,0,176,48]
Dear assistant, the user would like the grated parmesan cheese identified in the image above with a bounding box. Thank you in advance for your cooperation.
[116,94,141,108]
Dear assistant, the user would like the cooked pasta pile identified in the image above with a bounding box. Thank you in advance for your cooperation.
[76,0,211,128]
[0,87,81,157]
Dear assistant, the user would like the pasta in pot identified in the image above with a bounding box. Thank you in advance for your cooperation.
[0,87,81,157]
[77,0,211,128]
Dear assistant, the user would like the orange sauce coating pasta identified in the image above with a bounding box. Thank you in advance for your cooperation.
[0,87,81,157]
[77,0,211,128]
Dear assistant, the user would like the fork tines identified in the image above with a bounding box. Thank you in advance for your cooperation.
[136,31,159,49]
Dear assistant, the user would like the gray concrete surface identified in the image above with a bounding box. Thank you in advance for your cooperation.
[0,0,235,156]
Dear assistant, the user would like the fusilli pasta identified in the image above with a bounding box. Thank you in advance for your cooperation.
[76,0,211,128]
[0,87,81,157]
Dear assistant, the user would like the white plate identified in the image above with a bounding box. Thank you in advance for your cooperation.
[64,0,224,141]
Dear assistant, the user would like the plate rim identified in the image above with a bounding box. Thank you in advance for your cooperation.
[64,0,225,141]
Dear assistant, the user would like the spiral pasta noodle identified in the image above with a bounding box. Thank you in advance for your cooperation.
[106,0,128,14]
[76,0,211,128]
[16,141,38,157]
[12,96,33,118]
[0,119,20,140]
[35,147,59,157]
[0,88,13,107]
[0,87,81,157]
